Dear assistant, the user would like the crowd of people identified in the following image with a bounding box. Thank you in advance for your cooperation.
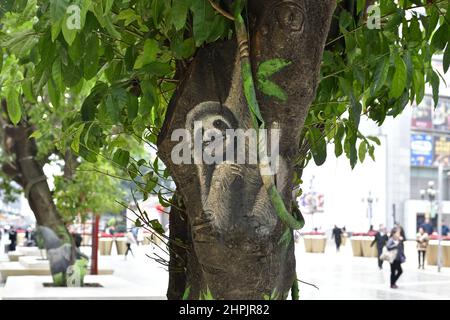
[1,225,37,252]
[328,222,435,289]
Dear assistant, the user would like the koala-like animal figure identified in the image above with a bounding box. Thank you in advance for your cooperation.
[186,101,277,236]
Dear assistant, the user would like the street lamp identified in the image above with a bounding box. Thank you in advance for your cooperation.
[306,175,318,229]
[421,166,446,272]
[420,180,437,219]
[362,191,378,228]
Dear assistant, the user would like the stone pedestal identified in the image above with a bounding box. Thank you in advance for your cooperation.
[0,257,114,281]
[1,275,161,300]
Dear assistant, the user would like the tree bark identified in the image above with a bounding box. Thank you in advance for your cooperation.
[158,0,336,299]
[1,102,74,261]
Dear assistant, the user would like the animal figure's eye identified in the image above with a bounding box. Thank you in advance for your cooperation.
[274,3,305,32]
[213,119,228,130]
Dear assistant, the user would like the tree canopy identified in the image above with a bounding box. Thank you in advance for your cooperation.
[1,0,448,203]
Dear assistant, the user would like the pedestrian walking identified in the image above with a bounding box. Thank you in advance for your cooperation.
[125,230,136,260]
[8,226,17,252]
[371,224,389,270]
[416,227,429,269]
[332,225,342,252]
[386,227,406,289]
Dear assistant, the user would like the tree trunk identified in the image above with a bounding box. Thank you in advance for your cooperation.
[158,0,336,299]
[0,104,75,262]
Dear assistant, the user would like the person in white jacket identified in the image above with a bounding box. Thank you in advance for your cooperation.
[125,231,136,260]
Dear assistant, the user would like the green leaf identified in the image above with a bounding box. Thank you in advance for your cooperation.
[444,44,450,74]
[104,15,122,39]
[257,80,288,102]
[134,219,142,227]
[81,82,108,121]
[50,0,70,23]
[257,59,292,79]
[51,59,63,92]
[144,175,157,193]
[149,219,165,234]
[22,78,37,103]
[371,58,389,94]
[334,123,345,157]
[309,127,327,166]
[191,0,215,46]
[358,141,367,163]
[182,286,191,300]
[103,0,114,15]
[0,47,3,73]
[29,131,42,139]
[431,23,449,51]
[356,0,366,14]
[430,70,440,108]
[71,124,85,153]
[83,34,99,80]
[47,78,60,108]
[62,15,78,45]
[367,136,381,145]
[6,88,22,125]
[389,55,407,98]
[413,69,425,105]
[51,20,62,42]
[105,87,128,123]
[257,59,292,102]
[171,0,190,31]
[62,58,83,87]
[368,145,375,161]
[134,39,160,69]
[127,94,139,121]
[113,149,130,167]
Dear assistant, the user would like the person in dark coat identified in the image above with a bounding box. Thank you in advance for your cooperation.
[387,227,406,289]
[73,233,82,248]
[8,227,17,251]
[420,218,433,235]
[371,224,389,269]
[332,225,343,252]
[395,223,406,239]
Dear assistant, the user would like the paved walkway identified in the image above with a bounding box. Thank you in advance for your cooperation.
[295,239,450,300]
[2,233,450,299]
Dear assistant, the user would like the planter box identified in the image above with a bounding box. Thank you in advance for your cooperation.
[351,236,377,257]
[427,240,450,267]
[115,238,127,255]
[8,247,42,261]
[303,235,326,253]
[351,237,363,257]
[17,233,26,247]
[1,275,163,300]
[361,237,377,258]
[7,252,24,262]
[341,235,348,246]
[19,256,49,269]
[99,238,113,256]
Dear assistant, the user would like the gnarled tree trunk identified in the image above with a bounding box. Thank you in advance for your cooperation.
[159,0,336,299]
[1,102,75,262]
